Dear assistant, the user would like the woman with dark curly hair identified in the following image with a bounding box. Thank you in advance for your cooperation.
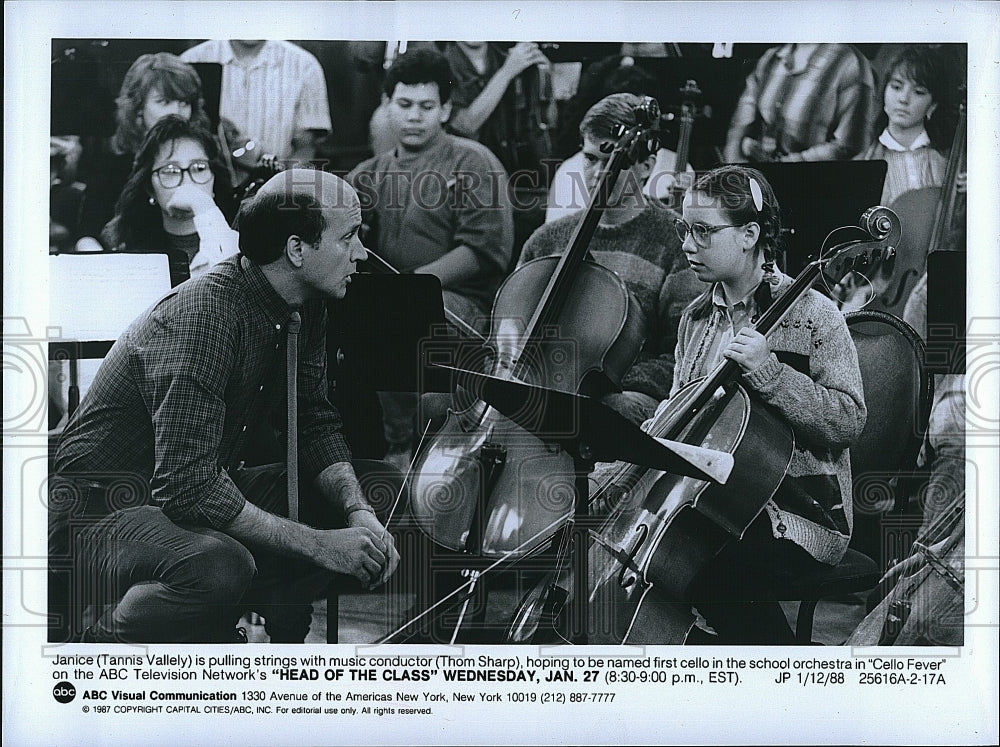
[76,53,213,248]
[102,116,238,286]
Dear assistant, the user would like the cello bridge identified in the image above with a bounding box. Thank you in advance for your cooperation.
[618,524,649,590]
[480,443,507,467]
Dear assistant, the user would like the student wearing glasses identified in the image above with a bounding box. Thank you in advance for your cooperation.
[102,116,239,286]
[650,164,867,643]
[76,52,215,251]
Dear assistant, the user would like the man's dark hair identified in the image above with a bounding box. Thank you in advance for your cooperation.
[382,47,454,103]
[235,191,327,265]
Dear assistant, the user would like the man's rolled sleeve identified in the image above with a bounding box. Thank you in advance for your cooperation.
[723,68,764,162]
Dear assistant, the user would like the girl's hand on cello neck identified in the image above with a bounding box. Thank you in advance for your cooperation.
[723,328,772,373]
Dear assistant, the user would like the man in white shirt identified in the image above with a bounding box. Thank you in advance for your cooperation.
[181,39,332,165]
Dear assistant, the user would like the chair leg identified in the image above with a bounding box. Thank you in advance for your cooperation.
[796,600,818,644]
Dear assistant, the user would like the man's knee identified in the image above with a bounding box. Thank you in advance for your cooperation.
[175,529,256,601]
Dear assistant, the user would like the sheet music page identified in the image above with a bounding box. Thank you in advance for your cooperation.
[4,2,998,745]
[49,253,171,340]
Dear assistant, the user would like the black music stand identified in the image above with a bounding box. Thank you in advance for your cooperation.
[445,366,728,644]
[749,160,888,274]
[326,272,488,460]
[638,54,759,167]
[328,273,488,394]
[190,62,223,132]
[926,250,966,375]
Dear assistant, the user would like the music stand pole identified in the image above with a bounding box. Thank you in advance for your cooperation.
[569,452,594,644]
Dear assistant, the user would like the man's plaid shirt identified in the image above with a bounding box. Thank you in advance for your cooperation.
[52,255,351,531]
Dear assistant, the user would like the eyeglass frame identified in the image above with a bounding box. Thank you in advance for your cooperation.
[151,159,214,189]
[673,218,747,245]
[231,140,256,159]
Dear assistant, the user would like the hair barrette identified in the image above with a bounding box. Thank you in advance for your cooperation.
[749,177,764,212]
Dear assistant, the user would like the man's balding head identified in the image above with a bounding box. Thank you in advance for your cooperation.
[256,169,359,212]
[237,169,360,265]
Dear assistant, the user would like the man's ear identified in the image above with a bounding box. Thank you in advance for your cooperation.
[285,235,305,267]
[439,101,453,124]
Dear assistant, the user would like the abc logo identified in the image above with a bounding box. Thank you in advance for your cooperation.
[52,681,77,703]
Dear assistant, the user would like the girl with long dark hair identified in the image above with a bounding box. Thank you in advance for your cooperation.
[103,116,237,286]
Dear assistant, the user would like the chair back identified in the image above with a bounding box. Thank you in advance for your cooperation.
[846,309,933,514]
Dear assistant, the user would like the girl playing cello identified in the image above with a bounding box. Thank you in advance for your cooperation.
[663,165,867,643]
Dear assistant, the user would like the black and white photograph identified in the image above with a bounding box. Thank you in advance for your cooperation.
[4,1,998,745]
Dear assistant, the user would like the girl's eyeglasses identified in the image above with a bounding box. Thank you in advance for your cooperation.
[673,218,743,245]
[152,160,213,188]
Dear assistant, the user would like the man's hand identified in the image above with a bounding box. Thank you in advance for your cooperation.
[501,42,549,80]
[346,510,400,588]
[311,526,393,589]
[164,183,216,219]
[741,137,779,162]
[312,462,401,588]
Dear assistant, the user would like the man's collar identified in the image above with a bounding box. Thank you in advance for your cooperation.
[225,41,271,69]
[218,42,237,65]
[239,255,293,325]
[775,43,819,74]
[394,129,447,161]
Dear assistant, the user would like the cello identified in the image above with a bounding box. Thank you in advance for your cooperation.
[847,490,964,646]
[507,206,901,645]
[382,98,662,642]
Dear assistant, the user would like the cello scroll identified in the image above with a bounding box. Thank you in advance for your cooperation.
[821,205,902,288]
